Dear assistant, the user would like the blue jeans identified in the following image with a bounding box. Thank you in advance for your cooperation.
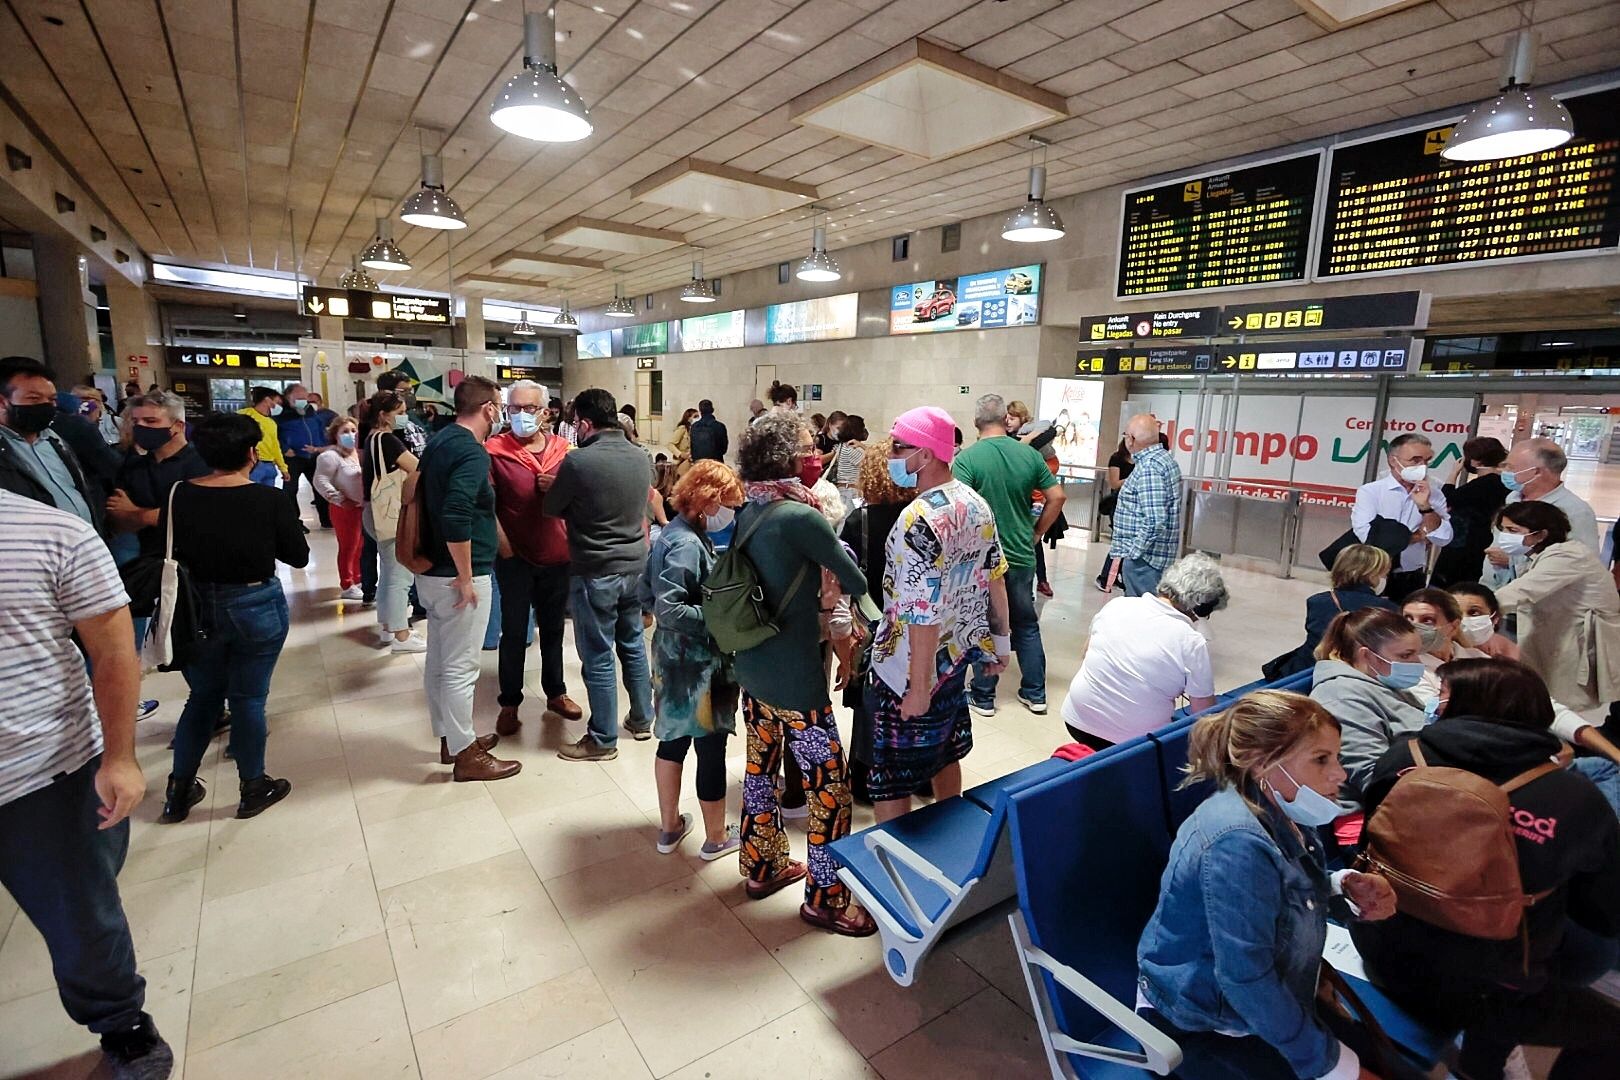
[570,572,653,747]
[1120,556,1165,597]
[249,460,280,487]
[173,580,290,783]
[971,564,1046,708]
[0,757,147,1034]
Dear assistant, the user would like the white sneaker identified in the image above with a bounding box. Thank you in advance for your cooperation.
[1017,695,1048,715]
[340,585,364,601]
[391,631,427,655]
[968,701,996,718]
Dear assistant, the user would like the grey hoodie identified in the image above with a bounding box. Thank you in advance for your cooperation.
[1308,659,1426,813]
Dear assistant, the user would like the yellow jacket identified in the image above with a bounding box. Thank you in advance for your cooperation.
[238,407,287,473]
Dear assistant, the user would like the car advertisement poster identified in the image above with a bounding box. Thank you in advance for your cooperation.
[764,293,858,344]
[679,309,746,352]
[888,264,1041,335]
[1035,377,1103,472]
[576,330,613,359]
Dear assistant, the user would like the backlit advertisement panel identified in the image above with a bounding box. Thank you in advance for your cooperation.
[680,309,746,351]
[1035,378,1104,472]
[577,330,613,359]
[621,322,669,356]
[764,293,858,344]
[888,264,1041,334]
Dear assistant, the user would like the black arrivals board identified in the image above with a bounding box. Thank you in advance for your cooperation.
[1117,152,1320,296]
[1218,291,1424,333]
[1319,85,1620,277]
[1082,307,1220,341]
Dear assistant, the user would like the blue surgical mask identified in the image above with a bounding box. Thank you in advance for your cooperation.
[1372,651,1424,691]
[1502,467,1529,493]
[392,414,407,431]
[1424,696,1447,725]
[1269,764,1341,827]
[887,449,920,489]
[509,411,540,438]
[269,403,284,417]
[337,431,357,450]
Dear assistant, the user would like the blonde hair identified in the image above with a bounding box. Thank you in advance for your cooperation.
[1329,543,1390,591]
[1184,690,1339,793]
[1006,400,1031,426]
[671,459,743,513]
[1315,608,1417,663]
[856,438,908,506]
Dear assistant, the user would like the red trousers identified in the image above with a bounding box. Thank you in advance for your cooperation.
[329,501,363,589]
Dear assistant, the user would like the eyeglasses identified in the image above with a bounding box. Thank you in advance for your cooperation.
[890,441,917,453]
[507,404,543,415]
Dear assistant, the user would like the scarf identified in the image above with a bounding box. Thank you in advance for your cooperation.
[486,431,567,477]
[744,478,820,509]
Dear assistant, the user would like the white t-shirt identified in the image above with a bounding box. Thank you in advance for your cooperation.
[1061,596,1214,743]
[0,491,129,806]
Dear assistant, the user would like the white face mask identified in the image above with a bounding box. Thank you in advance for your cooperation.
[1398,462,1428,484]
[1459,614,1495,646]
[1370,577,1387,596]
[704,506,735,533]
[1494,530,1527,558]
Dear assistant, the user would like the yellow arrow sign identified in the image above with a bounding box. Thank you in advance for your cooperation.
[1227,316,1242,329]
[307,297,324,314]
[1221,356,1237,369]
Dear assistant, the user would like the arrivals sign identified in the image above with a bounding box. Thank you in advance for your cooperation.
[1083,308,1219,341]
[300,287,450,325]
[889,264,1040,334]
[764,293,858,345]
[167,346,301,372]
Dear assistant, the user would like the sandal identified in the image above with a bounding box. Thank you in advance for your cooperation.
[799,902,878,938]
[744,860,806,901]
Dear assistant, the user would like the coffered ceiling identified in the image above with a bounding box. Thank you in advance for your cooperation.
[3,0,1618,308]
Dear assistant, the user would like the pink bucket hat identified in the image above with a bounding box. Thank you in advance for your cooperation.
[890,406,957,464]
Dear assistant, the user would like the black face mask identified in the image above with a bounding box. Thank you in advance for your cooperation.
[132,425,175,452]
[5,401,56,436]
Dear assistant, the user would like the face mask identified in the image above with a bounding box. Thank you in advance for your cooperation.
[888,449,921,489]
[269,403,284,417]
[337,431,357,450]
[1398,463,1427,484]
[509,411,540,438]
[5,400,56,435]
[288,400,307,414]
[1502,468,1529,493]
[799,455,824,487]
[1372,651,1425,691]
[1459,614,1495,646]
[1268,764,1341,827]
[1424,696,1448,725]
[1370,577,1387,596]
[1411,622,1443,652]
[392,414,408,431]
[132,425,174,452]
[1493,530,1526,557]
[704,506,735,533]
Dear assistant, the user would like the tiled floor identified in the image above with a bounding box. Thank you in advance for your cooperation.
[0,520,1317,1080]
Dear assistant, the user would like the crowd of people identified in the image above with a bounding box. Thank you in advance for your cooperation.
[7,349,1620,1079]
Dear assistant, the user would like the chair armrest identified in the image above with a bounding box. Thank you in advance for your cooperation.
[864,829,967,936]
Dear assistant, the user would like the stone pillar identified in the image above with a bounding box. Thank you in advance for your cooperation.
[104,275,162,390]
[31,233,96,378]
[452,297,484,352]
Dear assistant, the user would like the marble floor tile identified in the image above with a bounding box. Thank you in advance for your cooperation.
[362,792,520,891]
[379,850,586,1032]
[867,987,1047,1080]
[541,844,696,921]
[484,1020,653,1080]
[505,787,657,881]
[665,1001,879,1080]
[411,966,617,1080]
[186,982,419,1080]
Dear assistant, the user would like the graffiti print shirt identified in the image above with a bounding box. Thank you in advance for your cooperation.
[873,480,1007,696]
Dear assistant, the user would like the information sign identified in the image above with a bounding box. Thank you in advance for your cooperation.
[167,346,302,372]
[1117,152,1320,296]
[1218,291,1425,333]
[1080,337,1419,375]
[1083,308,1220,341]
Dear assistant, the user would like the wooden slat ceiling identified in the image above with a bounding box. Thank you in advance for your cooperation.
[4,0,1619,307]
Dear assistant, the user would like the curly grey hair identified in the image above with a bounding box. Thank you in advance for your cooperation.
[738,411,807,481]
[1157,553,1229,617]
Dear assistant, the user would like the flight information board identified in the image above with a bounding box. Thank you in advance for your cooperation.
[1318,86,1620,277]
[1116,152,1320,296]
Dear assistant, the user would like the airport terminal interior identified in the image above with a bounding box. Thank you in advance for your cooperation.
[4,1,1620,1078]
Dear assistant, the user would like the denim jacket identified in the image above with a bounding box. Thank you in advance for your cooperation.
[1138,786,1339,1079]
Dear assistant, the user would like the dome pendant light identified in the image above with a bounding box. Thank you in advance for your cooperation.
[555,298,578,329]
[338,256,378,290]
[1441,28,1574,162]
[512,310,537,335]
[796,218,841,283]
[680,259,716,303]
[605,283,636,318]
[490,7,592,143]
[399,152,467,230]
[1002,163,1065,243]
[360,216,411,272]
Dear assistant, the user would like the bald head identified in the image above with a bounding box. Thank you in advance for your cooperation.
[749,399,764,417]
[1124,414,1161,451]
[1507,437,1566,477]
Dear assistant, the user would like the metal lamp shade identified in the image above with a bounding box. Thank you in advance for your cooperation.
[512,311,537,335]
[338,258,378,290]
[605,290,636,317]
[554,303,578,329]
[796,225,841,282]
[1001,164,1065,243]
[399,155,466,230]
[489,12,592,143]
[360,217,411,271]
[1441,84,1574,161]
[680,260,716,303]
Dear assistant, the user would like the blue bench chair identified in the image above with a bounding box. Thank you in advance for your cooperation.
[831,668,1320,988]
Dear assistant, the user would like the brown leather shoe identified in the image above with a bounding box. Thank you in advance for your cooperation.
[495,706,521,737]
[453,742,521,782]
[546,695,583,720]
[440,733,499,765]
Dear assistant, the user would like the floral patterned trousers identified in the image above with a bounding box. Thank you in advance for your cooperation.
[739,693,853,910]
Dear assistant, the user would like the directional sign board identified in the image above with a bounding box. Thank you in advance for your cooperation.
[167,346,302,372]
[301,286,353,318]
[1079,336,1420,376]
[301,287,450,325]
[1218,291,1425,334]
[1082,307,1219,341]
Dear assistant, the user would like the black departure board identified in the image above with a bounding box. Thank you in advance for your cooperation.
[1117,152,1320,296]
[1319,86,1620,277]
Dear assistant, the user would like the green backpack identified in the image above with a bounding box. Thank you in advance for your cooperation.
[701,501,809,655]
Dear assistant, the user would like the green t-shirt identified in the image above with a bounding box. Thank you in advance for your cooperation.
[951,435,1056,570]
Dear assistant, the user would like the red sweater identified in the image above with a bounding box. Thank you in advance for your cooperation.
[487,433,569,567]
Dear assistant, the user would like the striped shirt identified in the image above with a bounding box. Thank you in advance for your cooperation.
[0,491,129,807]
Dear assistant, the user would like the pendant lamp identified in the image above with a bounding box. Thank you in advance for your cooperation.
[605,284,636,317]
[1001,164,1065,244]
[512,311,537,335]
[360,216,411,272]
[338,256,377,290]
[399,152,466,230]
[679,259,716,303]
[554,299,578,328]
[796,214,841,283]
[490,8,592,143]
[1441,29,1574,162]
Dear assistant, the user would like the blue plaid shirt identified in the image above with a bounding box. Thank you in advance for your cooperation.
[1108,445,1181,570]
